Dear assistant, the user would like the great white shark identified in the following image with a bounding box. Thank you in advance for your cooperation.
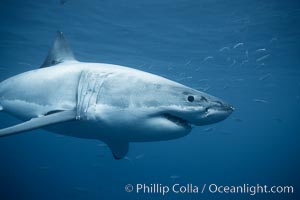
[0,31,233,159]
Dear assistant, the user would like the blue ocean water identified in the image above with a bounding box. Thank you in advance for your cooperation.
[0,0,299,199]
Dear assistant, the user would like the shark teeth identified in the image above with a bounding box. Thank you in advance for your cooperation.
[163,114,191,129]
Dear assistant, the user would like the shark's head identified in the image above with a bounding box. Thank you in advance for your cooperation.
[159,88,234,127]
[137,83,234,140]
[89,68,234,142]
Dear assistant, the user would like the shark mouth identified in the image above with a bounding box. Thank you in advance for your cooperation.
[163,114,192,129]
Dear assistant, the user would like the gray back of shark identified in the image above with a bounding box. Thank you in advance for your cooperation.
[0,31,233,159]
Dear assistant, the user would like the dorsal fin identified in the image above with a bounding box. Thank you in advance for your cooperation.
[40,31,76,68]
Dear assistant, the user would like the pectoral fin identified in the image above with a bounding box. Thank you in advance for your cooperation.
[104,139,129,160]
[0,110,76,137]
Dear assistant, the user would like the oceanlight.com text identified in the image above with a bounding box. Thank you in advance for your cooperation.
[124,183,294,196]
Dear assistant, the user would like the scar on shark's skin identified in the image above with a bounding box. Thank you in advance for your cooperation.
[0,31,234,159]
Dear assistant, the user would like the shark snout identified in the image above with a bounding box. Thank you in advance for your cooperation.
[195,100,234,126]
[207,100,234,113]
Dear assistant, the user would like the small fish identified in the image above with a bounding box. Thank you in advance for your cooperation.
[202,56,213,63]
[259,73,271,81]
[230,59,237,67]
[253,99,268,104]
[184,60,192,66]
[233,117,243,122]
[55,135,65,138]
[177,76,193,81]
[197,79,209,82]
[124,156,133,162]
[137,63,147,68]
[256,48,266,52]
[17,62,33,67]
[203,127,213,132]
[203,86,211,92]
[197,86,210,92]
[270,37,277,43]
[245,50,249,59]
[256,54,270,62]
[223,85,229,89]
[170,175,180,179]
[135,154,145,160]
[233,43,244,49]
[167,66,173,71]
[219,46,230,52]
[241,60,249,65]
[97,143,107,147]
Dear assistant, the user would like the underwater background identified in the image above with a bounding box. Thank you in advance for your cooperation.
[0,0,299,199]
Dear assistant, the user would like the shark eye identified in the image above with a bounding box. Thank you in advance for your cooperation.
[187,95,195,102]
